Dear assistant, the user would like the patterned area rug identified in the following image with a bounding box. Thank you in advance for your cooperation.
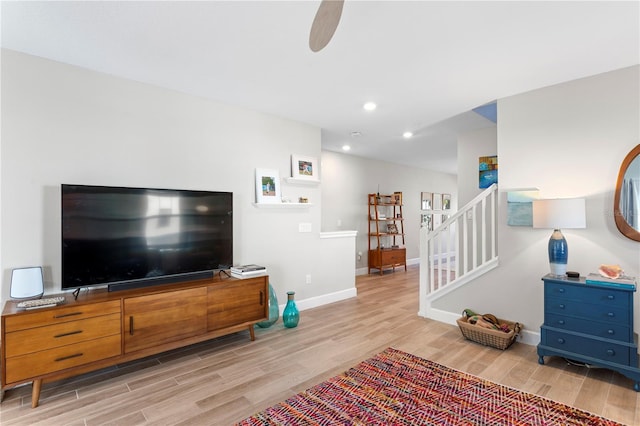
[237,347,622,426]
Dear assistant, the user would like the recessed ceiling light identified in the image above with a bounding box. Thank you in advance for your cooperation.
[342,145,351,151]
[363,102,377,111]
[403,131,413,138]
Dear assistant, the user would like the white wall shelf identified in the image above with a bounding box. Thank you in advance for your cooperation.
[252,202,312,209]
[284,177,320,186]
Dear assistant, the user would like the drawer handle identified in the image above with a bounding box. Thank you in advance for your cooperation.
[557,320,565,325]
[130,316,134,336]
[607,295,615,300]
[607,312,615,318]
[260,290,264,306]
[55,353,83,362]
[607,349,615,356]
[558,288,565,293]
[557,338,565,344]
[54,330,83,338]
[54,312,83,319]
[558,304,565,309]
[608,329,615,335]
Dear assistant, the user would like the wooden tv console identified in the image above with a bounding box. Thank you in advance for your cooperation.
[0,274,268,408]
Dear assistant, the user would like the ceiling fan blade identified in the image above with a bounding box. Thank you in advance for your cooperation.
[309,0,344,52]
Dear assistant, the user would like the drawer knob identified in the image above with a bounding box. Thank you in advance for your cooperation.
[607,349,615,356]
[558,288,565,293]
[607,312,615,318]
[607,295,615,300]
[557,320,565,325]
[557,338,565,344]
[559,304,565,309]
[608,329,615,335]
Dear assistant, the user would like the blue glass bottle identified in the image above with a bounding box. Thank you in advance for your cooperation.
[282,291,299,328]
[256,283,279,328]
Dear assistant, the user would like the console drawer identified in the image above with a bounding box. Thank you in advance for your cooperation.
[5,334,121,384]
[545,282,629,305]
[544,329,630,365]
[4,300,121,331]
[545,297,629,324]
[544,313,631,342]
[5,313,121,357]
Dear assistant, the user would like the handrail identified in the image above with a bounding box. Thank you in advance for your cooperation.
[419,184,498,317]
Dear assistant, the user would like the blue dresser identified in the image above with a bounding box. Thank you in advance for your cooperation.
[537,274,640,391]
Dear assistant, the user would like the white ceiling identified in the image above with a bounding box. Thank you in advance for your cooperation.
[2,1,638,174]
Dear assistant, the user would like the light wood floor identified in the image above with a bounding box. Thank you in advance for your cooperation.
[2,265,639,425]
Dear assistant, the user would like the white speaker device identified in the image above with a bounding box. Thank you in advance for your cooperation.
[10,266,45,299]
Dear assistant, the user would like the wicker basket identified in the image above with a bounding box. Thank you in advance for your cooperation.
[457,315,522,350]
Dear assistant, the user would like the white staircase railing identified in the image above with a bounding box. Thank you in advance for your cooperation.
[418,183,498,318]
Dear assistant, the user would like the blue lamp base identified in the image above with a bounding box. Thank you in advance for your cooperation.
[548,229,568,277]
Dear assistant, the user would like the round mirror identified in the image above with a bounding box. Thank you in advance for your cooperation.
[614,144,640,241]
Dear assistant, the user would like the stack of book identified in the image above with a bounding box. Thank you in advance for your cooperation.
[230,264,267,279]
[585,273,636,290]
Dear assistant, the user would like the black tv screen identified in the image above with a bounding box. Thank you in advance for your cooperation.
[62,184,232,291]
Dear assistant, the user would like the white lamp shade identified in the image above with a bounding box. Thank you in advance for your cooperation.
[10,266,44,299]
[532,198,586,229]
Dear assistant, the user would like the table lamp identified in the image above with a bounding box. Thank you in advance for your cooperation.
[532,198,586,277]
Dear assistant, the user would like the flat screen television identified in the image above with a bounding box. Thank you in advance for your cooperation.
[62,184,232,292]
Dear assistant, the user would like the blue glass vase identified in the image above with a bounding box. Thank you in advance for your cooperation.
[256,283,279,328]
[548,229,568,277]
[282,291,299,328]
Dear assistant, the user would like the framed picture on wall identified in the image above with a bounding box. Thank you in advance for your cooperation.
[479,155,498,188]
[433,193,442,210]
[255,168,281,204]
[442,194,451,210]
[291,154,319,181]
[421,192,432,210]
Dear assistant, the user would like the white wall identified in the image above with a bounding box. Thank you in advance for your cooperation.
[321,150,457,271]
[0,49,355,307]
[434,66,640,335]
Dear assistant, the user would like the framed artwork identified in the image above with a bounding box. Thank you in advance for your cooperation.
[421,213,433,231]
[507,189,539,226]
[387,223,399,234]
[479,155,498,188]
[255,168,281,204]
[421,192,432,210]
[291,154,319,181]
[433,213,442,228]
[433,193,442,210]
[442,194,451,210]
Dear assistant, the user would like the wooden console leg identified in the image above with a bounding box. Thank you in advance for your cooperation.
[31,379,42,408]
[248,325,256,341]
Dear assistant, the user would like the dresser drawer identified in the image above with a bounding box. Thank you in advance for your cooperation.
[545,297,629,324]
[544,329,630,365]
[380,248,405,264]
[545,282,629,306]
[545,313,631,342]
[4,334,121,384]
[4,313,121,357]
[4,300,121,331]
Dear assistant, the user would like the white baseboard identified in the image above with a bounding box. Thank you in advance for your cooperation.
[421,308,539,347]
[280,287,358,313]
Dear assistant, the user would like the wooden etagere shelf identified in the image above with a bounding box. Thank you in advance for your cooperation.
[368,192,406,275]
